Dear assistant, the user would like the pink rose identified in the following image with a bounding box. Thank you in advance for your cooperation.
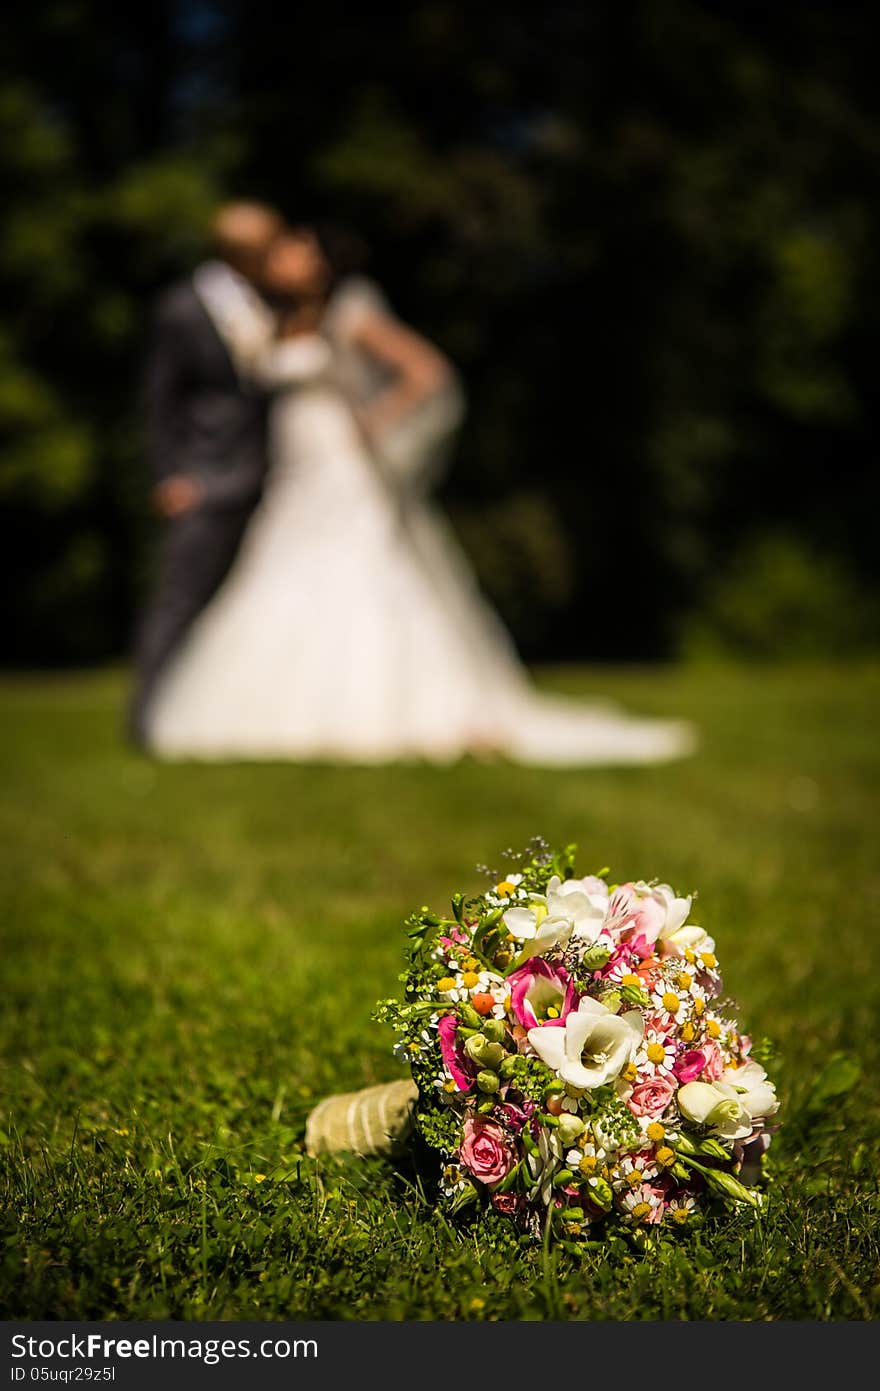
[628,1074,676,1119]
[507,958,579,1031]
[438,1014,473,1092]
[490,1190,525,1218]
[460,1117,515,1187]
[673,1049,707,1084]
[701,1040,724,1081]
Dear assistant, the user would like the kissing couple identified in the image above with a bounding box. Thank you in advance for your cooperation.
[132,201,695,767]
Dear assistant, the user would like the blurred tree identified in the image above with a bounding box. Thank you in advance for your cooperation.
[1,0,878,663]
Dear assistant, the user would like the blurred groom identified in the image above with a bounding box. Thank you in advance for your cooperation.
[128,201,284,745]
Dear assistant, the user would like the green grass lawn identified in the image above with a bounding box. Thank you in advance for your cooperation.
[1,661,878,1321]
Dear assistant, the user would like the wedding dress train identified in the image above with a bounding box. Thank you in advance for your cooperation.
[145,290,696,766]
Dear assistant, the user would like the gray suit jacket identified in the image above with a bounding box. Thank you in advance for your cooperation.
[141,279,270,511]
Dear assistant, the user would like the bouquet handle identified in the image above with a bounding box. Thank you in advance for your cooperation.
[305,1078,419,1158]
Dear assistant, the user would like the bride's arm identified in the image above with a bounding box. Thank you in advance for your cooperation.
[351,310,456,440]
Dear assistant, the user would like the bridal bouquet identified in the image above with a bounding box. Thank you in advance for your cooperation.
[372,840,778,1245]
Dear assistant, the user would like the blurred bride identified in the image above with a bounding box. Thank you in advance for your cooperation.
[145,227,695,765]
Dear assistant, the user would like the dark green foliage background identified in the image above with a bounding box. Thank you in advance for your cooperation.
[2,2,879,663]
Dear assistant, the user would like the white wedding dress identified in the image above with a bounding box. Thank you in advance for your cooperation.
[145,282,696,766]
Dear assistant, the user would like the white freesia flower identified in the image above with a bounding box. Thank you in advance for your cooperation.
[676,1080,752,1140]
[503,874,605,960]
[528,998,644,1089]
[501,897,567,957]
[661,924,715,958]
[717,1061,779,1122]
[547,875,608,941]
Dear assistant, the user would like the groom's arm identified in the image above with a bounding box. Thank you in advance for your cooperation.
[141,291,204,516]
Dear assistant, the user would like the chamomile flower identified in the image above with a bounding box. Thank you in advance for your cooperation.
[440,1163,468,1198]
[433,1073,459,1101]
[434,967,504,1005]
[566,1138,607,1178]
[685,981,708,1018]
[495,873,523,896]
[650,986,689,1026]
[635,1029,676,1077]
[605,960,643,988]
[616,1152,660,1190]
[620,1185,662,1224]
[701,1011,726,1044]
[638,1116,681,1145]
[666,1194,697,1225]
[560,1083,588,1115]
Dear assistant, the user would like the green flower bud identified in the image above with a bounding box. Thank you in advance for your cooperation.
[480,1019,507,1044]
[699,1166,760,1207]
[620,983,650,1007]
[579,944,612,971]
[463,1035,505,1070]
[588,1176,613,1211]
[552,1168,575,1188]
[458,1004,483,1029]
[695,1137,732,1162]
[678,1154,760,1207]
[557,1113,585,1146]
[476,1097,495,1115]
[599,989,622,1015]
[498,1055,522,1079]
[476,1069,500,1094]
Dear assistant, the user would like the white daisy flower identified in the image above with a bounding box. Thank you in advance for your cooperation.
[650,986,689,1026]
[635,1029,676,1077]
[601,958,644,987]
[620,1185,662,1224]
[495,873,523,894]
[567,1139,606,1179]
[560,1083,588,1114]
[637,1115,680,1144]
[667,1194,697,1224]
[440,1163,469,1199]
[617,1153,660,1190]
[685,981,709,1019]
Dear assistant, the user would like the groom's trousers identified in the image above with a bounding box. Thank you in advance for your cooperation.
[127,504,253,746]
